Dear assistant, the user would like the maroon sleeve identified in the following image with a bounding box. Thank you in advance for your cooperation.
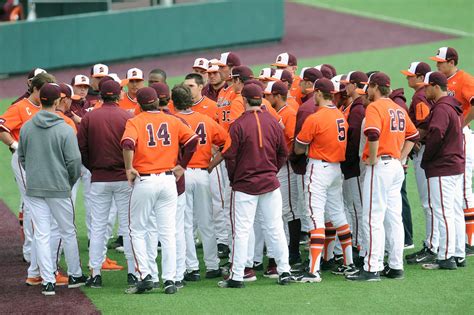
[393,97,409,112]
[422,107,449,163]
[365,129,380,141]
[345,104,365,164]
[121,139,135,150]
[77,115,89,169]
[179,137,198,169]
[223,123,241,184]
[276,126,288,170]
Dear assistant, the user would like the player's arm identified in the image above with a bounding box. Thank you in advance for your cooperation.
[222,124,241,184]
[363,104,382,165]
[461,77,474,127]
[76,115,90,169]
[276,127,288,170]
[62,128,82,186]
[401,115,419,163]
[422,107,449,163]
[0,131,17,152]
[464,106,474,127]
[208,122,227,173]
[0,105,22,151]
[17,129,26,169]
[174,122,198,181]
[294,115,315,155]
[121,120,140,186]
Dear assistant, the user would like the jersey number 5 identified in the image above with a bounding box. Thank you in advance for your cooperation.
[195,122,207,145]
[336,118,346,141]
[389,109,405,132]
[146,123,171,147]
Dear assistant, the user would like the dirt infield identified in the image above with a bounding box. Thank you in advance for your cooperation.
[0,1,453,99]
[0,200,99,315]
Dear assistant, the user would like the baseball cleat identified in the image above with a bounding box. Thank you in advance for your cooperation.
[163,280,177,294]
[68,274,87,288]
[334,254,344,265]
[293,271,322,283]
[465,244,474,257]
[105,257,117,265]
[299,233,309,245]
[25,276,42,286]
[205,268,222,279]
[406,246,436,264]
[175,280,186,290]
[218,279,244,288]
[55,272,69,286]
[86,275,102,288]
[320,258,337,271]
[184,270,201,281]
[263,266,278,279]
[454,257,466,267]
[217,243,230,259]
[108,236,123,250]
[404,243,415,250]
[152,282,160,291]
[277,272,292,285]
[127,273,138,287]
[41,282,56,296]
[102,259,123,271]
[422,257,457,270]
[381,266,404,279]
[253,261,264,271]
[243,268,257,282]
[135,275,154,294]
[332,264,358,276]
[345,270,380,281]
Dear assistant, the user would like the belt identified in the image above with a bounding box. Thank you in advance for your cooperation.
[380,155,394,161]
[140,171,173,176]
[190,167,208,171]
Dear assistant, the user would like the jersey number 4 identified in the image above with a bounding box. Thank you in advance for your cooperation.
[388,109,406,132]
[146,123,171,147]
[336,118,346,141]
[195,122,207,145]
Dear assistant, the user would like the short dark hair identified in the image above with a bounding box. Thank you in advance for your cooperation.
[41,98,56,108]
[102,95,120,103]
[246,98,262,107]
[140,100,159,111]
[439,85,447,91]
[321,92,333,100]
[378,86,391,96]
[159,97,170,107]
[149,68,167,80]
[172,84,193,110]
[185,73,204,86]
[30,73,56,92]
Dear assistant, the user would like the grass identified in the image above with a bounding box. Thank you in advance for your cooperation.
[1,0,473,313]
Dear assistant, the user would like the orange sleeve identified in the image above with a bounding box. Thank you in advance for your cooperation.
[296,114,316,145]
[265,102,282,123]
[284,110,296,143]
[415,102,430,122]
[222,133,232,154]
[177,119,198,145]
[133,104,142,116]
[404,113,419,141]
[229,97,245,123]
[0,104,22,134]
[93,100,103,109]
[210,119,228,147]
[363,103,382,135]
[168,100,176,114]
[121,119,139,147]
[461,75,474,108]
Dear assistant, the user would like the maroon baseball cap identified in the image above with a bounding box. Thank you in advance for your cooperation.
[137,87,158,105]
[40,83,63,103]
[98,76,113,91]
[214,52,241,67]
[301,68,323,83]
[100,80,121,96]
[401,62,431,77]
[362,72,390,87]
[341,71,368,84]
[244,79,265,90]
[272,69,293,85]
[150,83,170,99]
[430,47,458,63]
[58,83,75,98]
[242,83,263,100]
[324,64,337,77]
[231,66,254,79]
[272,53,297,67]
[315,64,334,79]
[307,78,336,94]
[418,71,448,87]
[264,81,288,96]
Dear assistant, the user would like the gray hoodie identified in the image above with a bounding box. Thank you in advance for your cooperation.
[18,110,82,198]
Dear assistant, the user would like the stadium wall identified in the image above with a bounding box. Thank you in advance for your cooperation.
[0,0,284,75]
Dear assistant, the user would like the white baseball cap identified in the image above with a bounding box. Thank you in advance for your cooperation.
[299,67,311,78]
[71,74,90,86]
[91,63,109,78]
[28,68,47,81]
[271,52,297,67]
[193,58,209,71]
[126,68,144,80]
[108,73,128,87]
[331,74,346,93]
[207,59,220,73]
[258,68,277,81]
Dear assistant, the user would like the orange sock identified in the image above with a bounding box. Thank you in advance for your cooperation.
[465,208,474,245]
[309,228,325,274]
[323,222,336,261]
[336,224,353,265]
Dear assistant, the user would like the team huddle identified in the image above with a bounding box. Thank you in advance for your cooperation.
[0,46,473,296]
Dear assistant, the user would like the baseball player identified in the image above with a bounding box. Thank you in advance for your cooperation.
[119,67,144,114]
[272,52,302,105]
[219,83,292,288]
[173,84,227,280]
[294,78,355,282]
[192,58,210,84]
[215,52,241,130]
[121,87,198,294]
[70,74,93,124]
[203,59,227,101]
[78,80,136,289]
[339,71,369,262]
[18,83,86,296]
[0,72,55,284]
[87,63,109,106]
[430,47,474,256]
[272,69,300,111]
[346,72,419,281]
[399,62,439,264]
[264,81,301,267]
[11,68,47,105]
[258,68,276,83]
[316,64,337,79]
[417,72,465,270]
[148,68,167,85]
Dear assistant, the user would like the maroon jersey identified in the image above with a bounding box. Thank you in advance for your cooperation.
[77,102,133,182]
[408,87,432,130]
[70,98,93,118]
[340,96,365,179]
[223,109,287,195]
[202,83,227,102]
[389,88,409,112]
[86,89,102,107]
[421,96,465,178]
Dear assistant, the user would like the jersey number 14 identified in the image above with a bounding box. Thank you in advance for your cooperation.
[146,123,171,147]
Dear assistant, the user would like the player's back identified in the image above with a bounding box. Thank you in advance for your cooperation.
[447,70,474,117]
[216,86,237,129]
[0,98,41,141]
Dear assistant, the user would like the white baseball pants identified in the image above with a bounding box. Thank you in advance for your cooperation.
[80,165,93,240]
[462,127,474,246]
[210,163,229,245]
[343,176,363,249]
[176,193,186,281]
[229,189,290,282]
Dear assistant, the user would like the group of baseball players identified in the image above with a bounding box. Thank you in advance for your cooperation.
[1,45,473,296]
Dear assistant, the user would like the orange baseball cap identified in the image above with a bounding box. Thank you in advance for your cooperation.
[126,68,144,81]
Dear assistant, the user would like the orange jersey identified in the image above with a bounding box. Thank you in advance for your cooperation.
[290,76,303,105]
[216,86,237,130]
[0,98,41,141]
[93,99,104,109]
[175,110,227,168]
[362,98,419,160]
[277,105,296,151]
[228,94,245,126]
[296,105,348,162]
[192,96,218,121]
[287,96,300,112]
[118,93,139,115]
[262,99,283,123]
[56,111,77,134]
[121,110,197,174]
[447,70,474,118]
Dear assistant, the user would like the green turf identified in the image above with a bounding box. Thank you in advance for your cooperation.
[1,0,473,313]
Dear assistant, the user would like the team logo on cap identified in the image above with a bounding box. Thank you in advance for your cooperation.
[132,70,137,76]
[277,56,282,62]
[0,118,5,124]
[81,76,86,82]
[99,67,104,72]
[198,60,204,66]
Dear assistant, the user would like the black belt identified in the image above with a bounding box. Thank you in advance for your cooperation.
[380,155,394,161]
[140,171,173,176]
[190,167,208,171]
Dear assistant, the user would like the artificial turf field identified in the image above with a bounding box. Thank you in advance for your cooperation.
[0,0,473,313]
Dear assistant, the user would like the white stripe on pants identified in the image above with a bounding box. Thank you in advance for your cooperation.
[129,174,176,281]
[362,159,404,272]
[27,196,82,284]
[229,189,289,281]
